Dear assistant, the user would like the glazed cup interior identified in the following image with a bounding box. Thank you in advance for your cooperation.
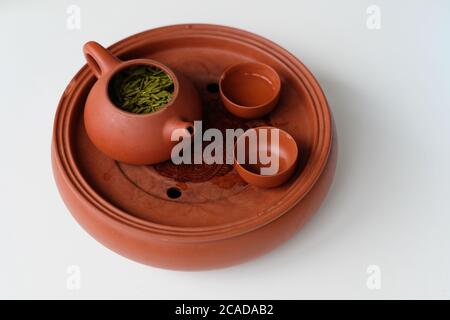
[220,62,280,108]
[234,126,298,188]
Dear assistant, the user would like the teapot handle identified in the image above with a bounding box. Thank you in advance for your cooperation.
[83,41,120,78]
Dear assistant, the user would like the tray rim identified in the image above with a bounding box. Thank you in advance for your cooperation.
[52,23,332,242]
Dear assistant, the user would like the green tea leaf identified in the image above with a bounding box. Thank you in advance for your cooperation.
[109,66,174,114]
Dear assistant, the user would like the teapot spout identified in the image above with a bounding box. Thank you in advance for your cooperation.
[83,41,121,78]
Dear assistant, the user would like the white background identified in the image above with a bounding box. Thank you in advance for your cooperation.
[1,0,449,299]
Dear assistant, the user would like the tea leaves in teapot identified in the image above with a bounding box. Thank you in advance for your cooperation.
[109,66,174,114]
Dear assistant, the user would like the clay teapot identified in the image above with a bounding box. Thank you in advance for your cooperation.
[83,41,202,165]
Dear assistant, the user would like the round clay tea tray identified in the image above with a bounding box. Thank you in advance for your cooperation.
[52,24,336,270]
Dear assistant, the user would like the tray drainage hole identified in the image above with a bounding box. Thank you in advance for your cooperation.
[167,187,182,199]
[206,83,219,93]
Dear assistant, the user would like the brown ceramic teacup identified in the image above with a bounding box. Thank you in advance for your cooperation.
[83,41,202,165]
[234,126,298,188]
[219,62,281,119]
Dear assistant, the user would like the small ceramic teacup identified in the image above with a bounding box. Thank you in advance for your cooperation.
[219,62,281,119]
[233,126,298,188]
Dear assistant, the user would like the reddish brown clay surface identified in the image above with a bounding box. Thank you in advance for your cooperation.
[220,62,281,119]
[83,41,202,165]
[234,127,298,188]
[52,24,336,270]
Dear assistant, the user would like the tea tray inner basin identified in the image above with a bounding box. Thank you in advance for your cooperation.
[72,35,317,228]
